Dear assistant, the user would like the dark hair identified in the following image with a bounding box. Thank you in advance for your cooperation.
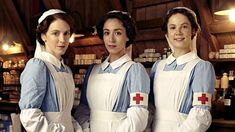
[96,11,136,47]
[162,7,200,38]
[36,13,74,45]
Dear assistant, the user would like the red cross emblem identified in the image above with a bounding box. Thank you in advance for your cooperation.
[133,93,143,104]
[198,93,208,104]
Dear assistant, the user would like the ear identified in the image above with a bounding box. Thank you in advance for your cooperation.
[191,30,197,39]
[41,34,46,42]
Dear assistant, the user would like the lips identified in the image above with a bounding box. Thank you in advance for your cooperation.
[108,45,116,48]
[57,46,66,48]
[174,38,185,41]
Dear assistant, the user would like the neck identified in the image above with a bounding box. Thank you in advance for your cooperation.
[173,49,190,58]
[109,52,126,63]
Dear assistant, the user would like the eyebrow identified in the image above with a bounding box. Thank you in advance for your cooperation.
[103,28,124,31]
[169,22,190,26]
[50,29,70,33]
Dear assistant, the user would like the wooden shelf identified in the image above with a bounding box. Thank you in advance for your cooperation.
[209,59,235,62]
[71,65,90,69]
[212,118,235,128]
[70,35,104,47]
[0,52,26,60]
[0,100,20,113]
[2,84,21,87]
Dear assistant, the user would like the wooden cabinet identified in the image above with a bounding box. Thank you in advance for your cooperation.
[209,59,235,76]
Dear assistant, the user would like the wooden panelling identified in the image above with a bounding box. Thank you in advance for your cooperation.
[166,1,179,9]
[64,0,115,28]
[136,28,165,41]
[197,33,209,59]
[0,5,6,41]
[133,0,179,8]
[146,6,157,20]
[135,1,182,30]
[136,18,163,29]
[210,20,235,34]
[156,4,167,18]
[0,0,31,56]
[43,0,61,9]
[216,33,233,49]
[231,32,235,43]
[136,8,146,21]
[71,35,104,47]
[194,0,220,52]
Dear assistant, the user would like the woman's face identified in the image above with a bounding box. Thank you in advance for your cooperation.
[167,13,193,51]
[103,18,129,58]
[41,19,71,59]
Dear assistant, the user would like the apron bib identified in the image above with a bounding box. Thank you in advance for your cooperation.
[43,59,75,132]
[153,58,200,132]
[87,61,134,132]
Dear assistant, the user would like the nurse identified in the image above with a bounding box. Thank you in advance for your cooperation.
[19,9,82,132]
[150,7,215,132]
[74,10,150,132]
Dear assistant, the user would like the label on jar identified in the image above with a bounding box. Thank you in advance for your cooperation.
[224,99,231,106]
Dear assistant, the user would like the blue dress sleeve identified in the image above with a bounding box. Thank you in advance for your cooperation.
[126,63,150,108]
[19,58,48,109]
[127,63,150,93]
[191,60,216,94]
[191,60,216,109]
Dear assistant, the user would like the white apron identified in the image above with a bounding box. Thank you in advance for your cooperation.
[87,61,134,132]
[43,59,75,132]
[153,58,200,132]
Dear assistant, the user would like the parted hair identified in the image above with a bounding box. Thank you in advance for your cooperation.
[36,13,74,45]
[162,7,201,39]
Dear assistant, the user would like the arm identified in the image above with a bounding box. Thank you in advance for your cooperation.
[19,58,64,132]
[177,61,216,132]
[116,63,150,132]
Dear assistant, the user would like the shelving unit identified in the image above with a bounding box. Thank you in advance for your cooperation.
[0,67,23,113]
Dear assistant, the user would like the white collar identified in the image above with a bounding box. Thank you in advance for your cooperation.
[40,51,64,68]
[101,54,132,70]
[166,52,198,65]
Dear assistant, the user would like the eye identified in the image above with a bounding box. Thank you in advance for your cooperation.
[169,26,176,30]
[182,25,188,29]
[52,31,59,36]
[103,31,109,36]
[64,31,71,36]
[115,31,122,36]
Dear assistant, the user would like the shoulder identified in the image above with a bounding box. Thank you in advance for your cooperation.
[129,62,145,70]
[151,60,161,71]
[23,58,48,74]
[25,58,47,68]
[149,60,161,78]
[194,59,214,72]
[128,62,148,75]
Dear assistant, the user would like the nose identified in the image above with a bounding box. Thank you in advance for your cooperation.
[109,32,115,42]
[176,27,183,35]
[59,34,66,43]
